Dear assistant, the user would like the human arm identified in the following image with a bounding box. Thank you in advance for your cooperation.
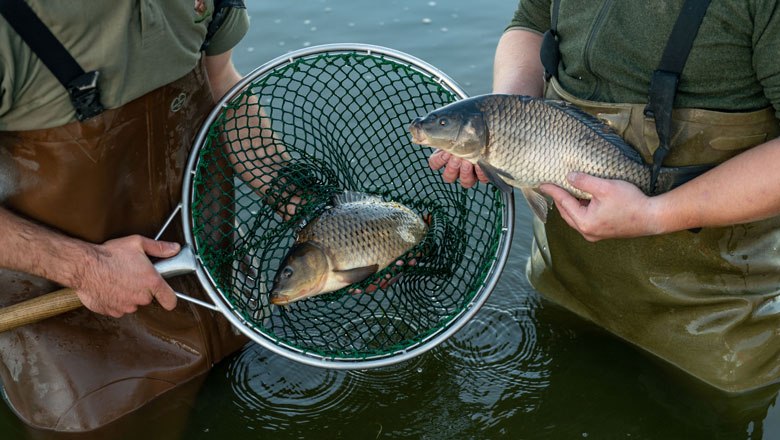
[0,46,242,320]
[0,207,180,317]
[540,137,780,241]
[204,49,243,102]
[207,49,305,219]
[428,28,545,187]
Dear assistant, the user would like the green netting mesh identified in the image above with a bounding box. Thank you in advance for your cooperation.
[188,45,510,365]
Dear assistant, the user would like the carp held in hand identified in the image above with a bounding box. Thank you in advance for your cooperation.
[270,191,428,305]
[409,94,703,222]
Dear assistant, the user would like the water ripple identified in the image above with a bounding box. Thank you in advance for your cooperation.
[226,345,364,430]
[432,301,552,427]
[347,352,430,389]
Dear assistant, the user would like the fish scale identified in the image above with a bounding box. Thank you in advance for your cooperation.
[479,96,651,199]
[301,202,422,268]
[270,193,427,305]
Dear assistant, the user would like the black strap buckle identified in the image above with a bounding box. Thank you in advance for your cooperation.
[66,70,104,121]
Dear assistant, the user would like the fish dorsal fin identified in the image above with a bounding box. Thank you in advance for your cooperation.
[332,190,382,206]
[543,99,645,164]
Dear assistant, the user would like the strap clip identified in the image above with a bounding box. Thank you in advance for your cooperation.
[67,70,104,121]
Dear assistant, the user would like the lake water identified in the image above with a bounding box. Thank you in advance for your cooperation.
[2,1,779,439]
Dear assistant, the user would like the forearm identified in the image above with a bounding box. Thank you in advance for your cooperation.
[0,207,98,289]
[651,137,780,232]
[492,28,545,96]
[204,50,243,102]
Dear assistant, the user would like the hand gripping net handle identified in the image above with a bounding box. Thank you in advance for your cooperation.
[181,44,514,369]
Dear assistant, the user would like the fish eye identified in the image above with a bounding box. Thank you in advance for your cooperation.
[439,118,448,127]
[282,267,294,278]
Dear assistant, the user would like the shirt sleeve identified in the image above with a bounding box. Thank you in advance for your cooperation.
[506,0,552,34]
[753,0,780,119]
[204,7,250,56]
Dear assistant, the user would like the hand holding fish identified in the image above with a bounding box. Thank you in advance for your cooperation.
[540,172,663,242]
[411,94,706,223]
[428,150,489,188]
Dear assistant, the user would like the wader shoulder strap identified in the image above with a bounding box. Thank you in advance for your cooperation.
[644,0,711,190]
[200,0,247,52]
[540,0,561,81]
[0,0,104,121]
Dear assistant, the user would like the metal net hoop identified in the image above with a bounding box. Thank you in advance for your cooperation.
[184,44,514,368]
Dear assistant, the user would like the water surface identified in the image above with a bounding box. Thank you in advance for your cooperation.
[2,1,778,439]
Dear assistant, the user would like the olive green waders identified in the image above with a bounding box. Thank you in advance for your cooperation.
[528,77,780,393]
[0,62,248,432]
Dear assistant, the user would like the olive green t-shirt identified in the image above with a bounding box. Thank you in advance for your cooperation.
[0,1,250,130]
[508,0,780,119]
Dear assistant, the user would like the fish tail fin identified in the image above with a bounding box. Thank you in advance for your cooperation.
[655,163,714,194]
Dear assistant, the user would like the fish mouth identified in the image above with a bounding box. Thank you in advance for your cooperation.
[270,290,307,305]
[408,118,429,145]
[269,286,322,305]
[270,292,304,306]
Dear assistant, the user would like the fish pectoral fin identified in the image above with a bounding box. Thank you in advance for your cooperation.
[521,187,550,223]
[476,160,513,193]
[334,264,380,285]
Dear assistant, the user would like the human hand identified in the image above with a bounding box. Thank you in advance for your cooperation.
[428,150,489,188]
[539,172,663,242]
[75,235,181,317]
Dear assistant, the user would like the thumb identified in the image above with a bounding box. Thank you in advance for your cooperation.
[140,237,181,259]
[567,172,605,197]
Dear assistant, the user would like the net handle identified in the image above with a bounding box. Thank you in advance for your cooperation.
[0,245,218,332]
[0,287,83,332]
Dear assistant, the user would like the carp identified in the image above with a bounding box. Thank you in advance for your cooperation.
[409,94,703,222]
[270,191,427,305]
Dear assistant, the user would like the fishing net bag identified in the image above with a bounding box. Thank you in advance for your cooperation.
[186,44,514,368]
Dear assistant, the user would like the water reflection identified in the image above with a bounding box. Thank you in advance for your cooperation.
[433,302,550,416]
[227,347,364,430]
[183,195,780,439]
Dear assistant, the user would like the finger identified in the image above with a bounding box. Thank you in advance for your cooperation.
[539,183,583,227]
[567,172,607,197]
[76,293,105,316]
[474,164,490,184]
[428,150,452,171]
[108,309,127,319]
[441,156,463,183]
[152,286,178,311]
[538,183,570,203]
[140,237,181,258]
[379,273,402,289]
[459,161,477,188]
[553,197,578,229]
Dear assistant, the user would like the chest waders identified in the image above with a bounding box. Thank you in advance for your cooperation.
[0,1,247,432]
[535,0,780,393]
